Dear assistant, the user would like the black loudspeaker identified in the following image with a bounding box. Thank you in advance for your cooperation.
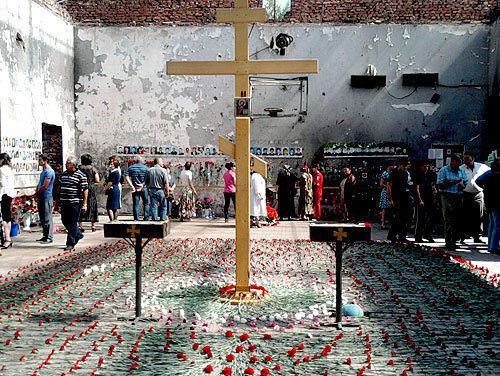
[350,75,386,88]
[402,73,439,87]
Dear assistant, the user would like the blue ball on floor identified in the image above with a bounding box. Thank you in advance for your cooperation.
[342,304,364,318]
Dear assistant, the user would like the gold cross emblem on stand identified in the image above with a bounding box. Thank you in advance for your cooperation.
[333,228,348,242]
[126,225,141,237]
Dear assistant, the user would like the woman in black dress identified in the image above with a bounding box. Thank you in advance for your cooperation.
[78,154,99,232]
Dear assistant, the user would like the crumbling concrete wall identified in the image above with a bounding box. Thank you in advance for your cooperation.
[0,0,74,193]
[489,17,500,96]
[75,23,489,166]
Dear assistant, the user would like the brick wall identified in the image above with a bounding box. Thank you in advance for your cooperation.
[57,0,496,26]
[283,0,498,24]
[61,0,262,26]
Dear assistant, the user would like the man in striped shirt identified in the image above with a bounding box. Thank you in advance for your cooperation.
[125,156,150,220]
[59,157,88,251]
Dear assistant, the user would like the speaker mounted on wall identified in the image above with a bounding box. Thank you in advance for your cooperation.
[350,75,386,89]
[402,73,439,87]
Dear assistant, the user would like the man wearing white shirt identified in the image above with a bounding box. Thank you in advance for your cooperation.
[460,151,490,243]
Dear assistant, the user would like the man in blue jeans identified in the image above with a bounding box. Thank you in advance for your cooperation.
[145,158,169,220]
[34,154,55,243]
[125,156,150,220]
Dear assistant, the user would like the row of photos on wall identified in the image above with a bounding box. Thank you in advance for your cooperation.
[117,145,304,158]
[1,137,42,174]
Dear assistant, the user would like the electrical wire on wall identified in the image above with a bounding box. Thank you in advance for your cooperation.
[385,87,417,100]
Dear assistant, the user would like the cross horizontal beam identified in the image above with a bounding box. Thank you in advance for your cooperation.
[216,8,266,23]
[219,136,267,178]
[167,60,318,76]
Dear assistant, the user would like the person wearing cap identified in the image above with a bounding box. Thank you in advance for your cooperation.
[223,162,236,223]
[436,154,468,250]
[460,151,489,244]
[298,166,313,220]
[476,157,500,254]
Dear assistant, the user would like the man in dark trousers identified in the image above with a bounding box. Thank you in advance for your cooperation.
[460,151,490,243]
[387,159,411,242]
[436,154,468,250]
[59,157,88,251]
[414,160,436,242]
[276,165,297,220]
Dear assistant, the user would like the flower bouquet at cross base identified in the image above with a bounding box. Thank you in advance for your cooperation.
[266,205,279,226]
[201,197,215,219]
[12,195,39,231]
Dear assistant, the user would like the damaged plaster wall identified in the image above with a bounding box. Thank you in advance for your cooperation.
[0,0,75,192]
[489,17,500,96]
[74,23,489,167]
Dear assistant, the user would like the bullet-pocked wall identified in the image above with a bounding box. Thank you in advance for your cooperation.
[0,0,75,193]
[74,23,489,169]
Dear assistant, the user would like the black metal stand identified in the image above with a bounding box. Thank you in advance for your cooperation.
[334,241,343,330]
[123,237,151,318]
[135,236,143,318]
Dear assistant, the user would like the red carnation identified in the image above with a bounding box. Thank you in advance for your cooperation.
[250,356,258,363]
[193,343,199,350]
[261,369,270,376]
[226,354,235,362]
[222,367,232,375]
[274,364,281,371]
[264,355,272,362]
[346,358,352,365]
[299,343,305,350]
[244,368,255,375]
[225,331,234,338]
[204,365,213,373]
[236,346,244,353]
[202,346,211,354]
[240,333,249,342]
[263,334,272,340]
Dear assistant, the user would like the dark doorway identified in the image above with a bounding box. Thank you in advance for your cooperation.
[41,123,63,177]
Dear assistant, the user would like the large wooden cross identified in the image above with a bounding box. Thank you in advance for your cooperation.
[167,0,318,295]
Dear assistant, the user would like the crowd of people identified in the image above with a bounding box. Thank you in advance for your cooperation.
[272,152,500,254]
[1,154,193,252]
[0,149,498,255]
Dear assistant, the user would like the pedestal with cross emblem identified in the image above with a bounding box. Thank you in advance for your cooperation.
[310,222,371,328]
[167,0,318,301]
[104,221,169,317]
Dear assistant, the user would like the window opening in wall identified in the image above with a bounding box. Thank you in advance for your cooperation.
[41,123,63,179]
[263,0,291,21]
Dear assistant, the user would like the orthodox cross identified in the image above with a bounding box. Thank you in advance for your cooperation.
[167,0,318,295]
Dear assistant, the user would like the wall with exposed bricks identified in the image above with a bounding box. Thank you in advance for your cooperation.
[58,0,496,26]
